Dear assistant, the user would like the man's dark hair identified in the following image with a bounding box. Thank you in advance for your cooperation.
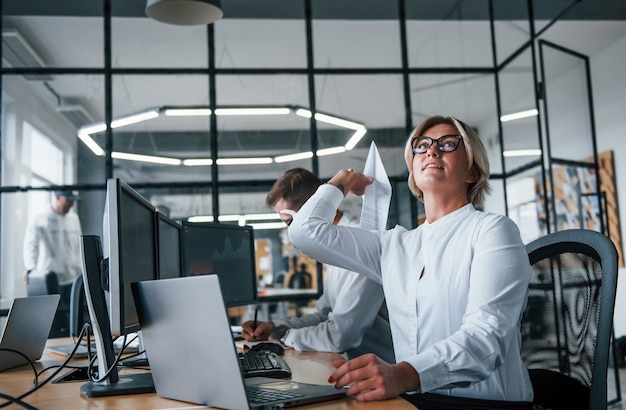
[265,168,323,210]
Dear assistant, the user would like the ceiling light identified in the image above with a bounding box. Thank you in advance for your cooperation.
[215,108,291,116]
[164,108,211,116]
[503,149,542,157]
[145,0,223,26]
[243,213,281,221]
[345,126,367,150]
[78,131,105,156]
[249,222,288,230]
[500,109,539,122]
[187,215,214,223]
[77,105,367,163]
[295,108,312,118]
[217,215,242,222]
[111,152,182,165]
[274,151,313,163]
[80,123,107,135]
[182,158,213,166]
[314,112,363,130]
[216,157,273,165]
[111,109,159,128]
[317,146,346,156]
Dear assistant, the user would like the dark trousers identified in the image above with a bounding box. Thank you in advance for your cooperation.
[401,393,533,410]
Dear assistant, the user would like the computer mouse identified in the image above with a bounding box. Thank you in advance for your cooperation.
[251,342,285,356]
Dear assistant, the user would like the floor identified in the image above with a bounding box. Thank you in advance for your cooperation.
[608,366,625,409]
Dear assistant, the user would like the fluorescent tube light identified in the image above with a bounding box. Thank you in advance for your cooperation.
[217,214,242,222]
[317,146,346,156]
[187,215,214,223]
[78,105,367,164]
[274,151,313,163]
[79,123,107,135]
[243,213,281,221]
[182,158,213,166]
[295,108,312,118]
[249,221,288,230]
[78,132,105,156]
[345,127,367,150]
[216,157,273,165]
[111,109,159,128]
[111,152,182,165]
[500,109,538,123]
[503,149,542,157]
[164,108,211,116]
[314,112,363,130]
[215,108,291,116]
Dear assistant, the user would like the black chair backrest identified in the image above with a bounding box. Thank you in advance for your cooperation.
[69,274,90,338]
[523,229,619,410]
[26,271,59,296]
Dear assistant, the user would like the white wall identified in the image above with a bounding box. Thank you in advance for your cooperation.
[590,33,626,337]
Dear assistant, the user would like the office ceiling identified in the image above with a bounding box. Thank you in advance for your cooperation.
[5,0,626,20]
[3,0,626,184]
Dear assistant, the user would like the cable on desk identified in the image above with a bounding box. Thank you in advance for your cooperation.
[86,332,144,382]
[0,323,90,409]
[0,392,38,410]
[0,348,38,385]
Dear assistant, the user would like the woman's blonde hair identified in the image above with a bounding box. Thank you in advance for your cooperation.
[404,115,491,207]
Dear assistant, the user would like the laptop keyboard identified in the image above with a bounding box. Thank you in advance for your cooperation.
[238,349,292,378]
[246,386,305,404]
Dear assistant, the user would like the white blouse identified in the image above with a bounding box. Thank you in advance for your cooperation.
[289,184,533,402]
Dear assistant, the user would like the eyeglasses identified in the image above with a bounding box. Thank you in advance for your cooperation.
[279,209,297,226]
[411,135,463,154]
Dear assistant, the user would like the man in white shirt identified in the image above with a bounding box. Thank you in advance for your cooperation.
[241,168,394,363]
[23,190,83,336]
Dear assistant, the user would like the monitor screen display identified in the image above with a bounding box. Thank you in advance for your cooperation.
[103,178,157,336]
[182,222,257,307]
[156,211,182,280]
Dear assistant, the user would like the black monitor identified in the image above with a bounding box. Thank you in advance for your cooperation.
[181,222,257,307]
[155,211,182,280]
[79,178,158,397]
[103,178,158,337]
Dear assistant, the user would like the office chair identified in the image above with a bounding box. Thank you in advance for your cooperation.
[522,229,619,410]
[26,271,69,337]
[26,270,59,296]
[69,274,90,338]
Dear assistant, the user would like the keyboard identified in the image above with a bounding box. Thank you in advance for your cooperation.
[246,386,304,404]
[238,349,292,378]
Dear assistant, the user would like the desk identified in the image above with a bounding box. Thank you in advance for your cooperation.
[0,339,414,409]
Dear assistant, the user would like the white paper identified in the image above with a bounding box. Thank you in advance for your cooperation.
[360,141,391,231]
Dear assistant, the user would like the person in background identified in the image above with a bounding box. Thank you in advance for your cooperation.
[241,168,394,363]
[289,116,533,409]
[23,190,83,336]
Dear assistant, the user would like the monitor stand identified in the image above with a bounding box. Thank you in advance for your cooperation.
[79,235,155,398]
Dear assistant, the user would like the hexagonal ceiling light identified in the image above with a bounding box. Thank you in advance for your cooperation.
[77,105,367,166]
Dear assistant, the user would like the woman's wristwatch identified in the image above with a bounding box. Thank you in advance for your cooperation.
[271,324,291,345]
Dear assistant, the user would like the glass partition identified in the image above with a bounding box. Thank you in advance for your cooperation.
[2,14,104,68]
[406,0,492,68]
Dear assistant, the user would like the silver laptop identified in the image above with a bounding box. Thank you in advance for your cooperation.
[0,294,60,371]
[131,275,347,409]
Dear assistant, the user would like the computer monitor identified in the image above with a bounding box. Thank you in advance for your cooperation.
[103,178,158,337]
[155,211,182,280]
[181,222,257,307]
[79,178,158,397]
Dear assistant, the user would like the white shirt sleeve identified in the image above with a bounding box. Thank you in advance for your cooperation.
[275,265,387,354]
[23,215,41,272]
[289,184,384,284]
